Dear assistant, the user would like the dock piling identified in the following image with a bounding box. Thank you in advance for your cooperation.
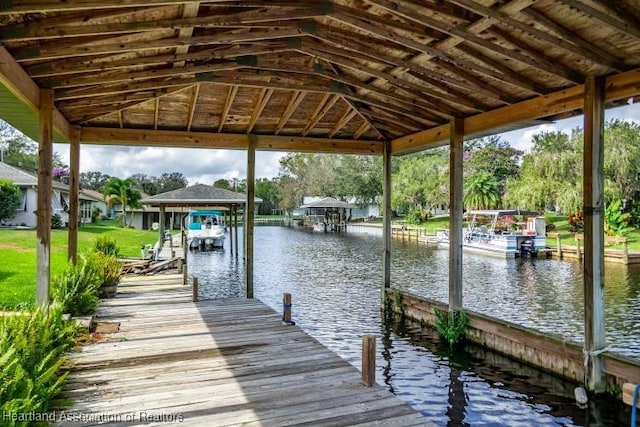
[192,277,198,302]
[282,292,294,325]
[362,335,376,387]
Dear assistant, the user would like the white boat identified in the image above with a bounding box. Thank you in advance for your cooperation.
[187,210,225,249]
[435,209,547,258]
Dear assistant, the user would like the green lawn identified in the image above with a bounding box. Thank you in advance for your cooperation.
[0,221,157,309]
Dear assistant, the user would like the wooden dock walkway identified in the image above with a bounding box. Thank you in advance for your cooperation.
[55,275,429,426]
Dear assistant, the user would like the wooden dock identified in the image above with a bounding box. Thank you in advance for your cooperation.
[55,275,429,426]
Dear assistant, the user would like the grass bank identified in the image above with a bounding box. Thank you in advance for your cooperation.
[0,221,157,309]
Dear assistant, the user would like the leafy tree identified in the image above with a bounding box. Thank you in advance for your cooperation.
[504,130,582,212]
[464,136,521,194]
[334,155,382,205]
[213,179,231,190]
[103,177,142,227]
[392,150,448,217]
[79,171,111,192]
[463,172,501,210]
[130,173,157,195]
[603,120,640,202]
[0,120,66,172]
[0,180,21,223]
[255,178,280,215]
[604,199,633,236]
[156,172,188,193]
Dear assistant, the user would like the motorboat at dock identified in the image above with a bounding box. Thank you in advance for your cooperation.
[187,210,225,250]
[435,209,549,258]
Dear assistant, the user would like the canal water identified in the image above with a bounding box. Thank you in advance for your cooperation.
[189,226,636,426]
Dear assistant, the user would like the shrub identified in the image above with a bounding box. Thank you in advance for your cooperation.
[52,255,101,316]
[94,235,120,257]
[434,307,468,346]
[605,199,633,236]
[91,207,102,223]
[51,213,64,229]
[567,211,584,232]
[0,305,79,419]
[86,252,122,297]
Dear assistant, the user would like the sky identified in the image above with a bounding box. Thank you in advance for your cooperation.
[53,102,640,186]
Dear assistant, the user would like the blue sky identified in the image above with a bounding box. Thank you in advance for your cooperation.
[54,102,640,186]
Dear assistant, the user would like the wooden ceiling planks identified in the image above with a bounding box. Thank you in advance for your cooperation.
[0,1,638,151]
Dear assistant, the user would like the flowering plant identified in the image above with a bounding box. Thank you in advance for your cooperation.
[52,167,69,178]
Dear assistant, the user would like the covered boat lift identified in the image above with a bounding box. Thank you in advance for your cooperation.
[299,196,355,232]
[0,0,639,392]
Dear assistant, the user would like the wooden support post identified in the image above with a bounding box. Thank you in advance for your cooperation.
[245,136,256,299]
[68,126,80,264]
[37,89,54,307]
[182,261,188,286]
[158,205,166,252]
[623,240,629,264]
[449,117,464,311]
[576,237,582,261]
[583,75,606,392]
[192,277,198,302]
[556,234,562,258]
[234,205,239,257]
[177,257,183,274]
[382,140,392,303]
[282,292,292,324]
[229,206,234,255]
[361,335,376,387]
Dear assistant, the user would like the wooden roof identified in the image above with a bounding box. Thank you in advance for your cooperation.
[0,1,639,155]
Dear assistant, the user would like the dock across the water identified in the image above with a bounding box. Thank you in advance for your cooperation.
[55,275,430,426]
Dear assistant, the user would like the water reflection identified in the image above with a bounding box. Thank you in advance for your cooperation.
[192,226,636,426]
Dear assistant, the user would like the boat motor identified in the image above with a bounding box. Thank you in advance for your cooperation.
[520,239,538,257]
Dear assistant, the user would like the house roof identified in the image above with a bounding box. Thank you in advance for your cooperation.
[0,2,638,156]
[140,184,262,206]
[0,161,69,191]
[301,197,355,209]
[80,189,105,202]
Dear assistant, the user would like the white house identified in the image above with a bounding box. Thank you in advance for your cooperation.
[79,188,108,224]
[0,162,71,227]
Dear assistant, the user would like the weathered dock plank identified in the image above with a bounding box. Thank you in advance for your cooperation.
[54,275,430,427]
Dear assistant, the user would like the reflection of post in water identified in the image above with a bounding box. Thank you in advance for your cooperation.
[381,318,395,394]
[438,343,471,427]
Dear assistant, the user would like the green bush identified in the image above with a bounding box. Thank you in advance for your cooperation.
[93,235,120,257]
[434,307,468,346]
[605,199,633,236]
[0,305,79,422]
[87,252,122,297]
[51,213,64,229]
[52,255,100,316]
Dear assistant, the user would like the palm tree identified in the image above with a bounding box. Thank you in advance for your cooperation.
[103,177,142,227]
[463,172,501,210]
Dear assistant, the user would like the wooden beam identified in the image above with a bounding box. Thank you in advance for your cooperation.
[154,98,160,130]
[302,94,338,136]
[247,88,274,133]
[68,127,80,264]
[171,2,200,68]
[37,89,54,307]
[367,0,585,83]
[0,6,324,41]
[583,75,606,392]
[0,47,71,140]
[79,127,383,154]
[245,135,256,299]
[521,6,625,71]
[328,108,357,138]
[382,139,392,300]
[218,86,238,132]
[0,1,324,16]
[392,67,640,154]
[15,28,305,62]
[449,117,464,311]
[353,121,370,140]
[186,84,200,131]
[27,43,291,78]
[558,0,640,42]
[275,90,305,134]
[302,43,481,112]
[330,9,542,93]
